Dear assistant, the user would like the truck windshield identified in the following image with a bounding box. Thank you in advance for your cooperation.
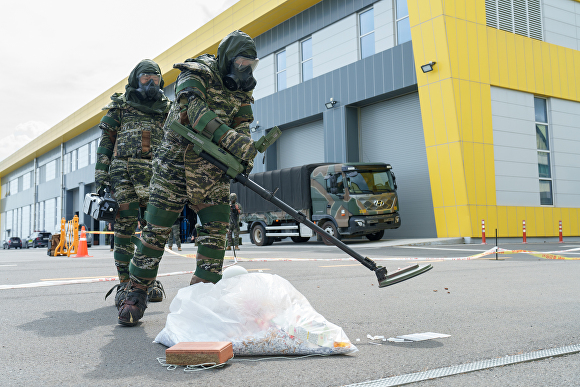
[345,170,394,194]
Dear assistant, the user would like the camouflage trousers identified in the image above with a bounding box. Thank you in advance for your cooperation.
[129,140,230,286]
[109,158,152,282]
[168,224,181,248]
[227,220,240,247]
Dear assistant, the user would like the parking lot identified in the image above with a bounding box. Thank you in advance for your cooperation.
[1,238,579,386]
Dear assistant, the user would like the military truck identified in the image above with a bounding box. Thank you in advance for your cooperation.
[230,163,401,246]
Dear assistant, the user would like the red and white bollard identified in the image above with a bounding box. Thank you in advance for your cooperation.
[559,220,563,243]
[481,219,486,244]
[522,220,527,244]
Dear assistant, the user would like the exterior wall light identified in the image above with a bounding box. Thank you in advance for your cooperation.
[421,61,436,73]
[325,98,337,109]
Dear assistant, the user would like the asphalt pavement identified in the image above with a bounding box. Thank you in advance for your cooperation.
[1,236,579,386]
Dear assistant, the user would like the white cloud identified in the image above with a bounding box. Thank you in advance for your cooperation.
[0,121,50,162]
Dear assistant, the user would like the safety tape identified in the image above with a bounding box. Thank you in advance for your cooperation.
[85,231,141,235]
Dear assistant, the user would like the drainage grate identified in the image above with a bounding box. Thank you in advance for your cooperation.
[343,344,580,387]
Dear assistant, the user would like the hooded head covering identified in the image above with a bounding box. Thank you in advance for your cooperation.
[216,31,258,78]
[115,59,171,114]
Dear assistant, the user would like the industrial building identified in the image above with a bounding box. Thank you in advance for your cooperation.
[1,0,579,244]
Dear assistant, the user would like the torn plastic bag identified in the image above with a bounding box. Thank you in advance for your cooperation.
[154,273,358,356]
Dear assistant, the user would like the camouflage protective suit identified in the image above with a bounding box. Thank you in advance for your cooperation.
[227,193,242,248]
[129,31,258,290]
[95,60,171,283]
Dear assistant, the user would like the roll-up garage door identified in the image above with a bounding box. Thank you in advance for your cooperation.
[277,120,324,169]
[360,92,437,238]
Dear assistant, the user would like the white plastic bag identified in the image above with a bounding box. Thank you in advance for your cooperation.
[154,272,357,356]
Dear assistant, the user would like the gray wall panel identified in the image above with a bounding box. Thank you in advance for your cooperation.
[392,44,404,90]
[383,49,394,92]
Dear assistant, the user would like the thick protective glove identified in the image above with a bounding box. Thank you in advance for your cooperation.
[219,130,257,164]
[243,159,254,175]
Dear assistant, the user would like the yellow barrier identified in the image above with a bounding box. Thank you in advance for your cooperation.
[53,215,79,257]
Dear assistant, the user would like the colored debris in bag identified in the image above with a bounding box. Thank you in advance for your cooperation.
[234,327,356,356]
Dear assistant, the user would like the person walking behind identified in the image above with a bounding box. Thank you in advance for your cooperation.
[168,216,182,251]
[227,193,242,250]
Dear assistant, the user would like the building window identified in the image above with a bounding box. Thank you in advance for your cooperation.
[359,8,375,59]
[64,152,71,174]
[22,172,31,191]
[485,0,543,40]
[90,140,98,164]
[276,50,287,91]
[71,149,77,172]
[396,0,411,44]
[78,144,89,169]
[301,38,313,82]
[45,160,56,182]
[534,97,552,205]
[9,179,18,195]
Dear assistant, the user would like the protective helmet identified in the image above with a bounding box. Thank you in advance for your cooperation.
[230,193,237,202]
[217,31,258,92]
[128,59,165,101]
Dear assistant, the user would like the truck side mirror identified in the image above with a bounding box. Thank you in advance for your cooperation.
[391,172,397,190]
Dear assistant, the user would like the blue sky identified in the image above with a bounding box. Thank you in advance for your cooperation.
[0,0,240,162]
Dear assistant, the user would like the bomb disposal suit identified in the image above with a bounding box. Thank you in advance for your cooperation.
[94,60,171,306]
[117,31,259,326]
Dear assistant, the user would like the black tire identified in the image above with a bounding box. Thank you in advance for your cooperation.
[290,236,310,243]
[252,224,273,246]
[320,221,341,246]
[365,230,385,241]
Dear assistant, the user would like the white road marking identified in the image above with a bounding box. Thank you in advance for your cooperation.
[395,246,488,252]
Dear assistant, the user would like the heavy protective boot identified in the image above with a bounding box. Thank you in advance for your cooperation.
[117,283,148,326]
[147,280,166,303]
[105,282,130,309]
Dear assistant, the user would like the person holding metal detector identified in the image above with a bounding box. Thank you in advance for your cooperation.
[94,59,171,309]
[116,30,268,326]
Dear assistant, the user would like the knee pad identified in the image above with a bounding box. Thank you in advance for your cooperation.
[118,202,140,219]
[198,204,229,230]
[144,203,180,227]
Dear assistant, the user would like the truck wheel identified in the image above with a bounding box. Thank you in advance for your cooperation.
[320,221,341,246]
[365,230,385,241]
[290,236,310,243]
[252,224,273,246]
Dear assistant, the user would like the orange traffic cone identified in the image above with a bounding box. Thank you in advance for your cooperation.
[75,226,92,258]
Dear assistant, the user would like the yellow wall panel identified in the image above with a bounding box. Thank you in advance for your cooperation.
[456,19,470,80]
[496,32,509,86]
[407,0,421,26]
[544,207,554,236]
[412,28,426,79]
[570,208,579,236]
[417,0,431,23]
[526,207,537,236]
[476,206,487,236]
[505,33,518,90]
[576,51,580,101]
[481,85,494,144]
[426,147,444,207]
[514,35,527,91]
[446,17,460,79]
[429,83,448,144]
[487,28,499,85]
[432,17,452,81]
[430,0,443,17]
[454,0,466,20]
[532,40,545,94]
[445,206,460,237]
[443,0,455,17]
[542,43,554,96]
[457,205,472,235]
[442,81,460,142]
[464,0,477,23]
[552,208,562,235]
[467,22,480,82]
[497,206,508,236]
[449,143,468,205]
[419,87,436,147]
[550,46,561,97]
[473,143,486,205]
[561,209,571,237]
[422,23,441,83]
[453,79,464,140]
[469,205,478,235]
[433,207,447,237]
[483,144,496,204]
[566,50,577,100]
[476,24,490,84]
[534,207,545,236]
[558,46,570,99]
[437,145,456,207]
[523,39,536,92]
[462,142,476,204]
[471,83,483,144]
[507,206,518,237]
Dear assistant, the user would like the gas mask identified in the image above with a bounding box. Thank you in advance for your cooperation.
[223,56,259,92]
[136,73,164,100]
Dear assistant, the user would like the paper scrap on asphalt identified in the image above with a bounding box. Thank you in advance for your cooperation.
[367,334,385,340]
[387,332,450,342]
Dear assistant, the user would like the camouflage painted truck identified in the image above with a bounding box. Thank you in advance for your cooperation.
[230,163,401,246]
